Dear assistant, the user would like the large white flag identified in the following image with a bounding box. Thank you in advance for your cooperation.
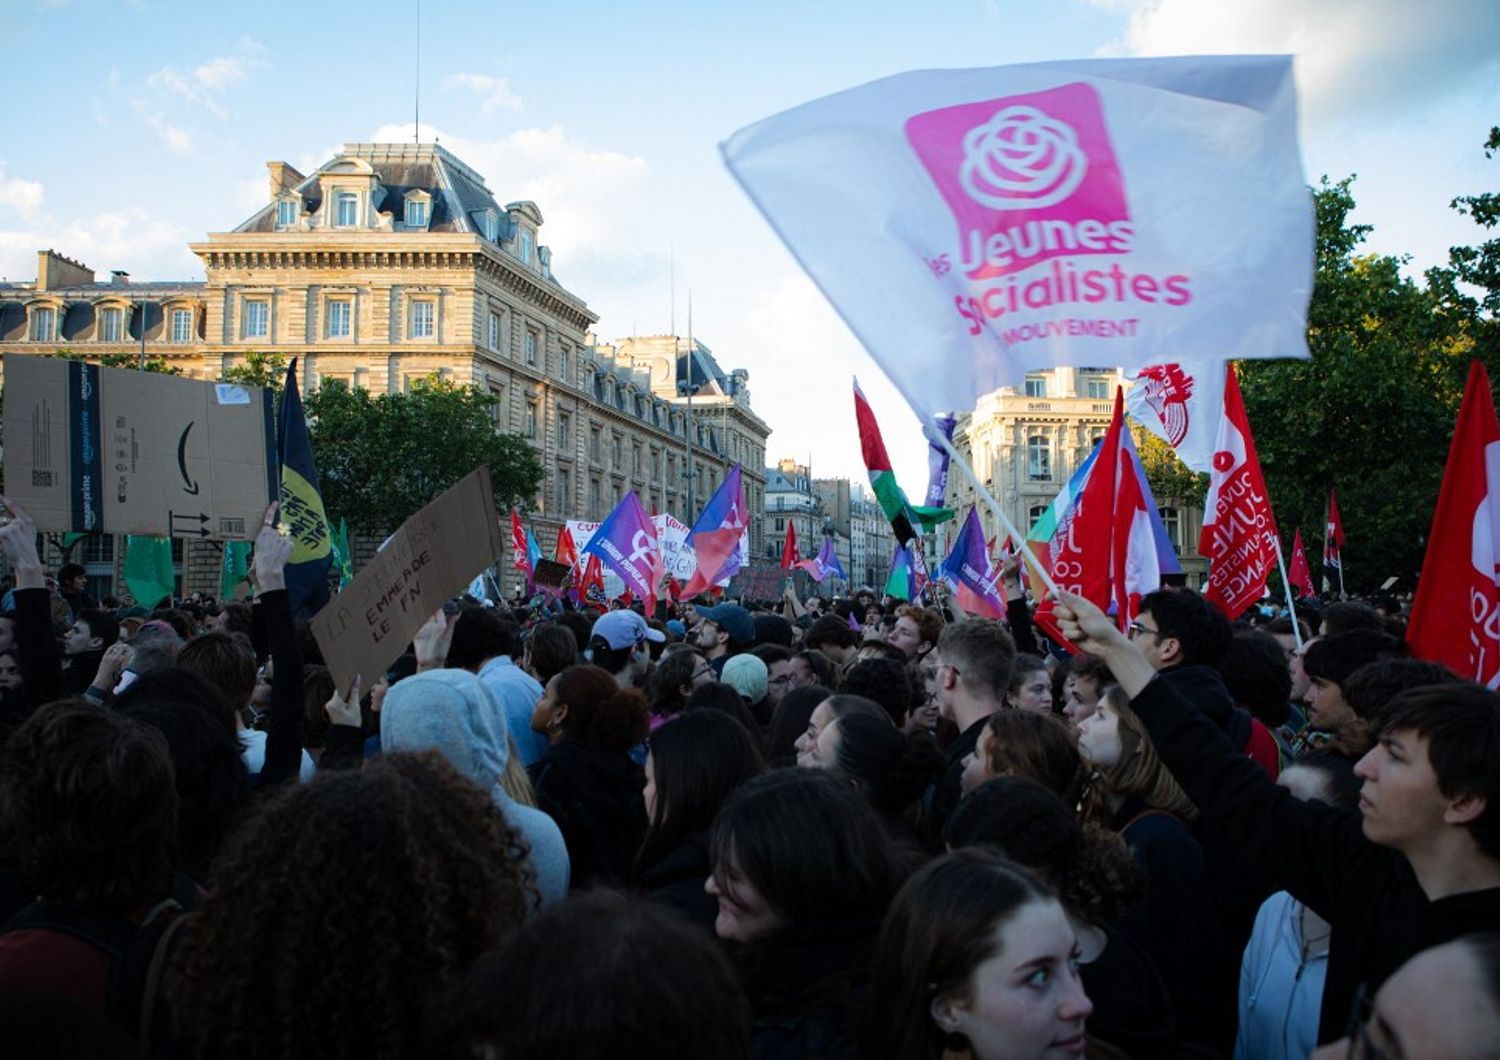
[1125,360,1226,474]
[722,56,1312,421]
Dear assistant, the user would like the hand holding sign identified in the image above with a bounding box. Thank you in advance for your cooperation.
[0,496,43,589]
[253,503,293,594]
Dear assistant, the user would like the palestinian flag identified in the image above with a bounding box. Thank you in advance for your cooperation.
[854,379,952,544]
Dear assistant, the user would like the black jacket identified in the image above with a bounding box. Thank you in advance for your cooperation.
[734,921,876,1060]
[529,739,648,889]
[1131,673,1500,1043]
[636,830,717,933]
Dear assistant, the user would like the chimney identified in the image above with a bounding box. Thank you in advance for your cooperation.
[110,270,130,286]
[266,161,306,200]
[35,249,94,291]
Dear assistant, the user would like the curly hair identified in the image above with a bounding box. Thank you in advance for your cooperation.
[167,752,532,1060]
[552,665,650,751]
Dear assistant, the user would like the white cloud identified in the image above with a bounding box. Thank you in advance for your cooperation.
[133,102,194,154]
[1102,0,1500,124]
[0,204,201,285]
[442,73,523,114]
[146,38,263,120]
[0,163,44,219]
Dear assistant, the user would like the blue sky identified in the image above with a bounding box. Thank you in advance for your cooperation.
[2,0,1497,492]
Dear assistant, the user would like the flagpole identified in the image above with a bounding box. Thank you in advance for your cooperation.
[930,426,1063,600]
[1271,532,1304,651]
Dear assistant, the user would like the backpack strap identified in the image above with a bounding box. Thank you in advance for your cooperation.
[136,911,192,1058]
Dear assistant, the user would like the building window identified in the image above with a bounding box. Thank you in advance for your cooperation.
[1026,436,1051,480]
[335,192,358,227]
[277,200,297,226]
[408,300,434,339]
[611,434,622,468]
[524,329,538,365]
[1024,375,1047,398]
[326,300,351,338]
[589,477,602,516]
[488,311,501,351]
[1159,507,1181,549]
[99,307,122,342]
[242,300,268,339]
[632,446,642,476]
[1089,426,1107,447]
[589,426,601,463]
[558,345,569,381]
[525,401,537,439]
[29,306,54,342]
[520,230,533,265]
[1085,378,1109,399]
[1027,505,1050,533]
[558,411,571,449]
[404,199,427,227]
[481,211,499,241]
[557,468,571,513]
[172,309,192,343]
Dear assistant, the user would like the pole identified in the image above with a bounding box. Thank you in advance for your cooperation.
[139,298,147,368]
[1271,531,1304,650]
[930,424,1062,599]
[684,298,694,520]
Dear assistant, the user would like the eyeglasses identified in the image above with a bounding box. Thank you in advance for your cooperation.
[690,666,714,682]
[1127,621,1160,640]
[1343,983,1401,1060]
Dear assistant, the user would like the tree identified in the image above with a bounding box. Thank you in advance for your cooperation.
[219,351,288,391]
[55,349,183,375]
[1238,176,1478,592]
[1132,425,1206,508]
[304,375,543,534]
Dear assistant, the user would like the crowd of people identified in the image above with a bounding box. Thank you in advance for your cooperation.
[0,499,1497,1060]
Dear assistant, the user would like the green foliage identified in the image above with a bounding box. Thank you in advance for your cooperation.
[1132,425,1207,507]
[305,375,543,534]
[1238,175,1483,592]
[53,348,183,375]
[220,351,288,391]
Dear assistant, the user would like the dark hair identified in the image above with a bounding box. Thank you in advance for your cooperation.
[840,657,915,726]
[750,643,794,667]
[586,636,635,676]
[114,668,251,883]
[150,608,196,642]
[647,648,706,720]
[1282,750,1362,809]
[855,640,907,663]
[552,665,650,752]
[176,631,257,711]
[1220,629,1294,726]
[1267,614,1312,642]
[445,607,519,670]
[0,700,177,914]
[861,849,1054,1060]
[794,648,840,689]
[1139,588,1233,668]
[301,664,337,750]
[805,614,859,652]
[74,608,119,650]
[217,602,253,636]
[1381,683,1500,860]
[935,620,1017,702]
[1342,657,1459,722]
[764,684,832,764]
[167,752,532,1060]
[440,891,751,1059]
[1321,601,1385,636]
[636,711,764,876]
[684,680,761,735]
[1303,630,1404,689]
[710,769,899,930]
[557,611,594,653]
[946,776,1143,923]
[829,712,943,817]
[525,622,579,685]
[979,709,1089,810]
[57,562,87,584]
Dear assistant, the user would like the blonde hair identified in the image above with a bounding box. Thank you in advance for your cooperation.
[500,736,538,808]
[1091,685,1195,823]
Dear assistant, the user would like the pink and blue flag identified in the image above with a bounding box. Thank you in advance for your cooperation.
[940,508,1007,618]
[583,491,664,612]
[797,535,846,583]
[682,465,748,596]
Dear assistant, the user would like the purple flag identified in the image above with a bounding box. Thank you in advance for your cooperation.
[939,508,1007,618]
[582,491,663,611]
[796,535,846,583]
[925,414,957,508]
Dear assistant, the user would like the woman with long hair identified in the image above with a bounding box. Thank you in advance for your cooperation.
[644,646,715,730]
[167,752,532,1060]
[861,848,1092,1060]
[707,769,902,1059]
[959,709,1101,825]
[529,664,650,888]
[1005,654,1054,714]
[633,710,764,929]
[804,710,943,840]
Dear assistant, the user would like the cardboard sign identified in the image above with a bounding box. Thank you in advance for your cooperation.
[311,468,503,691]
[532,558,570,590]
[2,355,277,540]
[731,565,789,602]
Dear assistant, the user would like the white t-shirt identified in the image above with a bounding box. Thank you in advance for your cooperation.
[240,728,317,783]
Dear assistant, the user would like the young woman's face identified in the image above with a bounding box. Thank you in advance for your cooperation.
[530,676,564,738]
[705,845,785,944]
[961,725,996,796]
[642,751,659,821]
[1076,705,1123,769]
[938,899,1092,1060]
[795,700,835,767]
[1010,669,1053,714]
[0,652,20,693]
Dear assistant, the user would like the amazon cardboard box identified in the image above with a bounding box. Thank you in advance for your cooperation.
[2,354,277,540]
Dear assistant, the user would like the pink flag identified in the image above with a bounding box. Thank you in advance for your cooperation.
[1200,365,1279,619]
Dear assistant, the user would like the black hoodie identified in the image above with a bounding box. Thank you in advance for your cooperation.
[529,738,647,890]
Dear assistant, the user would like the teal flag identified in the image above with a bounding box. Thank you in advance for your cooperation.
[221,540,251,600]
[124,536,176,610]
[330,518,354,589]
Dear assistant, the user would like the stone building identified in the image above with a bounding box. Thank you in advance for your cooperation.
[813,479,896,591]
[0,142,769,600]
[944,366,1207,582]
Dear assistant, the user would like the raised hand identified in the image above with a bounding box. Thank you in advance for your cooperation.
[413,608,455,671]
[325,675,363,729]
[252,502,294,593]
[0,497,43,588]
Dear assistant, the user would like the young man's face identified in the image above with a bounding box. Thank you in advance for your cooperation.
[1306,675,1356,732]
[888,616,925,659]
[62,619,98,657]
[1354,729,1454,853]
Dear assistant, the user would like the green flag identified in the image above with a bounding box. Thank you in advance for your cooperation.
[220,540,251,600]
[124,536,176,610]
[329,518,354,589]
[60,531,89,550]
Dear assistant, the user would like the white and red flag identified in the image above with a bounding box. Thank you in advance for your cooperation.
[1199,365,1279,619]
[1407,361,1500,686]
[1288,529,1317,600]
[1126,360,1227,474]
[510,510,534,592]
[1323,490,1345,592]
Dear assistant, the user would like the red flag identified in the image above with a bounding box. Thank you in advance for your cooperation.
[780,521,799,570]
[1288,530,1315,599]
[555,524,578,570]
[1407,361,1500,685]
[510,511,530,573]
[1113,433,1160,623]
[578,553,605,600]
[1034,390,1129,643]
[1200,366,1279,619]
[1323,489,1345,591]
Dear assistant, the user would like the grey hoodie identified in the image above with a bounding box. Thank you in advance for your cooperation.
[381,668,569,905]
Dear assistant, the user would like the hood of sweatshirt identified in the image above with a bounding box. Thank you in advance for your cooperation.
[381,668,511,792]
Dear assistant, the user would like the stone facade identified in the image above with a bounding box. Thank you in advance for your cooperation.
[0,142,770,601]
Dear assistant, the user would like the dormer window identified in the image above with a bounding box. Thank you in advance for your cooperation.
[481,211,499,242]
[99,307,123,342]
[29,306,55,342]
[403,190,430,229]
[519,230,533,265]
[335,192,358,227]
[277,200,298,227]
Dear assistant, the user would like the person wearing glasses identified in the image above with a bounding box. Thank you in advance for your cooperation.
[1054,590,1500,1048]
